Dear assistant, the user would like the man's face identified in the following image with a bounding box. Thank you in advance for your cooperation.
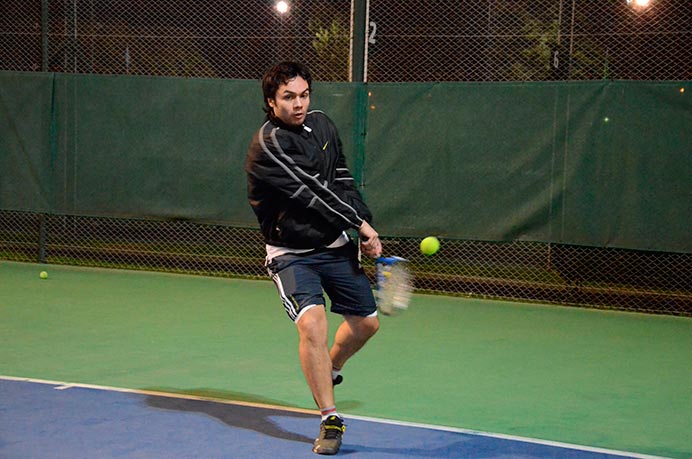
[268,76,310,127]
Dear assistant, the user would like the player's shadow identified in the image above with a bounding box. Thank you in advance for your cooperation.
[143,390,567,458]
[144,392,468,457]
[144,389,315,444]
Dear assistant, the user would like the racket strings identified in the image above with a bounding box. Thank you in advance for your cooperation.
[377,262,413,315]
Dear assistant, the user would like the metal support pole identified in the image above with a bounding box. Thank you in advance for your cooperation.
[41,0,49,71]
[568,0,576,79]
[350,0,369,193]
[38,214,47,263]
[350,0,367,82]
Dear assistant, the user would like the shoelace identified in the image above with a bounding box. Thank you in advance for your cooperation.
[323,424,343,440]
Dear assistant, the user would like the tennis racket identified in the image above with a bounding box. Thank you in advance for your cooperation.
[375,256,413,316]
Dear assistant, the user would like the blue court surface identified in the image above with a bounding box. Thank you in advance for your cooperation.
[0,377,666,459]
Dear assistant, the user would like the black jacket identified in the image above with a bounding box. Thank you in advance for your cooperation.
[245,110,373,249]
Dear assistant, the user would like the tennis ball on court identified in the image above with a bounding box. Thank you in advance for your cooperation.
[39,271,48,279]
[420,237,440,256]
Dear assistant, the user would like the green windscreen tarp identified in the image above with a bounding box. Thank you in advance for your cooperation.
[558,82,691,252]
[1,72,690,252]
[50,73,259,225]
[364,81,691,253]
[0,72,54,213]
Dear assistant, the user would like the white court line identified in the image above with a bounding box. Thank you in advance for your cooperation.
[0,375,671,459]
[344,413,670,459]
[54,384,74,390]
[0,375,318,416]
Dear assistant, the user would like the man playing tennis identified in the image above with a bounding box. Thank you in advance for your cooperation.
[245,61,382,455]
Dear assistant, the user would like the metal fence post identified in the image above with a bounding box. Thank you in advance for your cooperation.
[38,214,47,263]
[350,0,367,83]
[42,0,49,71]
[350,0,369,194]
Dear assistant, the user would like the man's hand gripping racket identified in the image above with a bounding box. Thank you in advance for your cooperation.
[358,221,413,316]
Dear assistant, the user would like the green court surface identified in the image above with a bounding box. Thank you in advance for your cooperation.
[1,261,691,458]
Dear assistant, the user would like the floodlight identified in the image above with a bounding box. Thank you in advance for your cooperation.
[627,0,652,10]
[276,1,289,14]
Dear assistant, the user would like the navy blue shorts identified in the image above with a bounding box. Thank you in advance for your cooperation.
[266,242,377,322]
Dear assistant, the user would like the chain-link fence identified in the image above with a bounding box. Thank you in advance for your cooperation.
[0,0,354,80]
[1,0,690,81]
[367,0,692,82]
[2,210,690,316]
[1,1,690,315]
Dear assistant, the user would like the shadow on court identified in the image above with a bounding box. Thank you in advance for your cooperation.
[145,395,315,444]
[0,377,652,459]
[144,395,470,458]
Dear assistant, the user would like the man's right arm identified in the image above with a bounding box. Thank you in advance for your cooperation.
[358,220,382,258]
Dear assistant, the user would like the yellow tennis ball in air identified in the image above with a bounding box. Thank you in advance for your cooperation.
[420,237,440,256]
[39,271,48,279]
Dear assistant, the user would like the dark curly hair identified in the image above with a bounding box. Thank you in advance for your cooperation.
[262,61,312,117]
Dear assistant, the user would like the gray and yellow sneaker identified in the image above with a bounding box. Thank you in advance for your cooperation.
[312,415,345,455]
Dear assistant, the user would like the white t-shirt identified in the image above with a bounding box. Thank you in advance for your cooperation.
[265,231,350,263]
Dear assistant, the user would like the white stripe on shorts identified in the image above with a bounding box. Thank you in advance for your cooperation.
[272,272,322,322]
[271,272,298,321]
